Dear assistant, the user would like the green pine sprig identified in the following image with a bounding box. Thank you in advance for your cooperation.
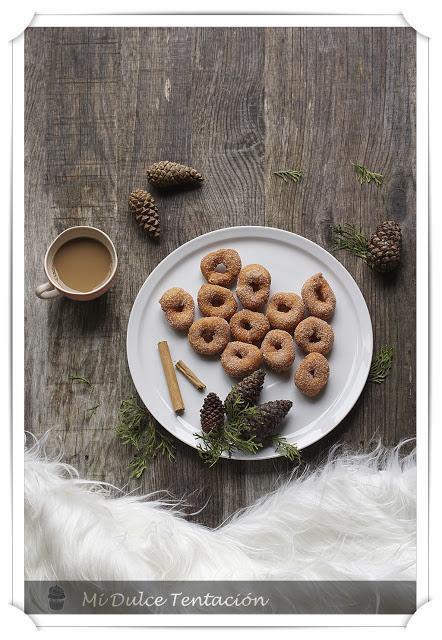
[330,223,370,260]
[194,428,225,467]
[272,436,301,462]
[274,169,303,184]
[224,388,254,421]
[223,412,263,457]
[85,404,100,418]
[351,162,384,187]
[195,400,263,467]
[368,346,394,384]
[116,397,176,478]
[69,374,92,386]
[195,388,300,466]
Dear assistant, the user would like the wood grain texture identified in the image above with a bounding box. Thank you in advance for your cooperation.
[24,27,416,528]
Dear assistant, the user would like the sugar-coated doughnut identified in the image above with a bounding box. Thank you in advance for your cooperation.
[188,317,230,356]
[261,329,295,372]
[294,317,334,355]
[301,273,336,321]
[295,353,329,397]
[159,287,195,331]
[221,341,263,378]
[266,292,305,332]
[230,310,270,345]
[236,264,271,310]
[197,284,237,320]
[200,248,242,287]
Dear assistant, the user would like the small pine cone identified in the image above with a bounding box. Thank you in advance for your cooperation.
[224,370,266,416]
[146,161,204,188]
[200,393,225,433]
[128,189,160,238]
[243,400,293,442]
[367,221,401,273]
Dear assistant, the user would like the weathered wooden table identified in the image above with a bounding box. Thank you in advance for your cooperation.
[25,27,416,527]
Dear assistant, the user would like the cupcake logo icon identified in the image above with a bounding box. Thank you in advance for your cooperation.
[48,584,66,611]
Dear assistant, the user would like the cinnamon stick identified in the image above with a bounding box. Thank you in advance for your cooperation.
[175,360,206,391]
[158,341,185,414]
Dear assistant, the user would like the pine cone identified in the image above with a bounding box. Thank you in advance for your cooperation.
[367,221,401,273]
[243,400,293,442]
[128,189,160,238]
[224,370,266,417]
[146,161,204,188]
[200,393,225,433]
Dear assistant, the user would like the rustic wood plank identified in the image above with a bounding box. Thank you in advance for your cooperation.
[25,27,416,528]
[263,27,416,463]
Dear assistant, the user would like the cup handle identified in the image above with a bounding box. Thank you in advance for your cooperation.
[35,282,60,299]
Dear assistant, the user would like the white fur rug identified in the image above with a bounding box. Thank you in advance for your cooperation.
[25,436,416,581]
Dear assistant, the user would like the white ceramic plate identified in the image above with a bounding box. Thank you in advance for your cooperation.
[127,226,373,459]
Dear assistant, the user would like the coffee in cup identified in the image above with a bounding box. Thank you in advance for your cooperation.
[35,226,118,301]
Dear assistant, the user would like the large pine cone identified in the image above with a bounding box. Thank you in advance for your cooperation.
[224,370,266,417]
[146,161,204,188]
[128,189,160,238]
[200,393,225,433]
[243,400,293,442]
[367,221,401,273]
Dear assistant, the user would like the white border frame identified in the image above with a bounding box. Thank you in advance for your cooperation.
[13,13,428,629]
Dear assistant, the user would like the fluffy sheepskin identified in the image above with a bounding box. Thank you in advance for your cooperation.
[25,435,416,581]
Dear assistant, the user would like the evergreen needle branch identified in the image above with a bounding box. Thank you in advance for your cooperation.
[368,346,394,384]
[330,223,369,260]
[195,429,226,467]
[69,374,92,386]
[274,169,303,184]
[155,436,177,462]
[351,162,384,187]
[224,390,257,421]
[85,404,100,418]
[195,404,263,467]
[224,418,263,457]
[272,436,301,462]
[116,397,176,478]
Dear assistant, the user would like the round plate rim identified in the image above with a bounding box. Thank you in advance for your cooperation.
[126,225,373,460]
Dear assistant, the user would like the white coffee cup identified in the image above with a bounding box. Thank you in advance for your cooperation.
[35,226,118,301]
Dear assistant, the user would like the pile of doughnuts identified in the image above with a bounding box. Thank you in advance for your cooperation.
[159,248,336,398]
